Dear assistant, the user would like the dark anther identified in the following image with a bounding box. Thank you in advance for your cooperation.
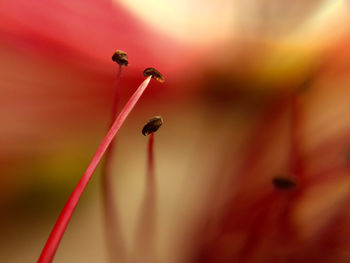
[142,116,163,136]
[112,50,128,66]
[272,176,297,190]
[143,68,164,83]
[298,76,313,93]
[345,147,350,165]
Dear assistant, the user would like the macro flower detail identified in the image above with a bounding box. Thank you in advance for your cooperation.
[2,1,350,263]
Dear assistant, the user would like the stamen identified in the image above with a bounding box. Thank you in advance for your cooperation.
[142,116,163,136]
[112,50,129,66]
[101,53,127,263]
[143,68,165,83]
[38,75,152,263]
[272,175,297,190]
[134,117,161,262]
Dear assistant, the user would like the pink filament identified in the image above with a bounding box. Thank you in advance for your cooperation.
[147,132,155,184]
[134,132,157,262]
[101,66,127,263]
[38,76,152,263]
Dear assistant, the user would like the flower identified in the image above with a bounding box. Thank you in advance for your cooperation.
[1,0,350,263]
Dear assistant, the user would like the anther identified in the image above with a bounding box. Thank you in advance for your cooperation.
[272,175,297,190]
[112,50,129,66]
[143,68,164,83]
[142,116,163,136]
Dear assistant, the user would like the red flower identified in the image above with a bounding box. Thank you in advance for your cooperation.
[1,1,350,263]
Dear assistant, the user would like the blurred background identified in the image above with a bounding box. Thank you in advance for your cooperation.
[1,0,350,262]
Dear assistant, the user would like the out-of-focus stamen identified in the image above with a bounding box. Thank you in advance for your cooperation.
[101,51,128,263]
[134,116,163,262]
